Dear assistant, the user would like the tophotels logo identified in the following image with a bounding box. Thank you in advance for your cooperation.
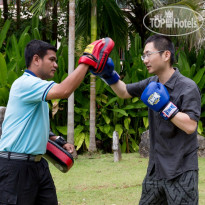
[143,6,204,36]
[148,92,160,105]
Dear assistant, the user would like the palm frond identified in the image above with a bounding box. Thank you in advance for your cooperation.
[29,0,47,16]
[75,0,128,48]
[75,0,91,44]
[98,0,128,47]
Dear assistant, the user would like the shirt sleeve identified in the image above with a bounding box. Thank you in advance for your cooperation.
[126,77,156,97]
[13,75,56,102]
[180,84,201,122]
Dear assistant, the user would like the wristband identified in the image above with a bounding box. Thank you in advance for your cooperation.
[55,136,67,147]
[101,71,120,85]
[160,102,179,120]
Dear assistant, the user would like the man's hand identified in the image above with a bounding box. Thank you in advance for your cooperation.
[63,143,74,154]
[50,135,74,153]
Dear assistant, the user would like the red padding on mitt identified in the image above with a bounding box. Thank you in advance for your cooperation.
[78,37,115,73]
[44,139,74,173]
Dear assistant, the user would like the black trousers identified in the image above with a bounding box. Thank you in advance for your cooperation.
[139,170,198,205]
[0,157,58,205]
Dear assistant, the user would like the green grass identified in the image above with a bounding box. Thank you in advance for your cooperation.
[49,153,205,205]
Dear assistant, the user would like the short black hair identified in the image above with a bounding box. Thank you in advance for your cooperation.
[145,34,175,66]
[25,40,57,68]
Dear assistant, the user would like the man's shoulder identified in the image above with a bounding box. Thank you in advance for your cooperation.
[148,75,158,82]
[176,70,200,95]
[177,71,198,87]
[13,73,48,87]
[11,73,43,95]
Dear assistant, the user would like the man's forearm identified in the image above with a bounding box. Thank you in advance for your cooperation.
[46,64,89,100]
[110,80,132,99]
[171,112,197,134]
[49,135,58,141]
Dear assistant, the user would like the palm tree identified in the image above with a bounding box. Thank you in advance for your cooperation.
[75,0,128,151]
[16,0,21,29]
[29,0,59,43]
[0,107,6,136]
[67,0,77,157]
[3,0,9,22]
[52,0,58,46]
[115,0,154,44]
[75,0,128,47]
[89,0,97,152]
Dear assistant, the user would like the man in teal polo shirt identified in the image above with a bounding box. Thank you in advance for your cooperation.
[0,38,113,205]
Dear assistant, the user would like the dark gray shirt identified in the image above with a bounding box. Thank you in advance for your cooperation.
[126,68,201,180]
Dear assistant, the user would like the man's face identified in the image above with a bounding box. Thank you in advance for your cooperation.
[38,50,58,80]
[142,42,166,75]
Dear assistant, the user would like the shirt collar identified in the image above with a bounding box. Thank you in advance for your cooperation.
[164,67,180,90]
[24,69,37,77]
[154,68,180,89]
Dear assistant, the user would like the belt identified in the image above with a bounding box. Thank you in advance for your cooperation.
[0,151,42,162]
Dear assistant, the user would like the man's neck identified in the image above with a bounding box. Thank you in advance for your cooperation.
[158,66,175,84]
[27,67,39,78]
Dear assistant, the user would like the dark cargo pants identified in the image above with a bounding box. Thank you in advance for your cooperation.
[139,170,198,205]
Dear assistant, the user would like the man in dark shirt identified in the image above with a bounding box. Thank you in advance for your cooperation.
[96,35,201,204]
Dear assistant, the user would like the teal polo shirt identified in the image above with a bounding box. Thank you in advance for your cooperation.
[0,70,56,155]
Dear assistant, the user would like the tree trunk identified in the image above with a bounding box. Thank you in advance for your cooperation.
[16,0,20,30]
[112,131,122,162]
[67,0,77,158]
[3,0,9,22]
[66,1,69,39]
[89,0,97,152]
[42,1,50,42]
[0,107,6,137]
[42,17,47,41]
[52,0,58,46]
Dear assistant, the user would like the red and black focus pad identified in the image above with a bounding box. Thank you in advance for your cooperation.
[43,139,74,173]
[78,37,115,73]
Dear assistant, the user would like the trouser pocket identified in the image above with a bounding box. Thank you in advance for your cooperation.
[0,190,17,205]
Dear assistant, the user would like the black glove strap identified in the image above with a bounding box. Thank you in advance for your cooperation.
[55,136,67,147]
[169,108,179,120]
[49,130,56,137]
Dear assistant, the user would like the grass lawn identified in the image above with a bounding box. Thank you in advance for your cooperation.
[50,153,205,205]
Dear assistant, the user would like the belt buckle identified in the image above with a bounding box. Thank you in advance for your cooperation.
[34,155,42,162]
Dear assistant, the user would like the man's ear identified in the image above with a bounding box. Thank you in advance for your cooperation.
[163,50,171,63]
[33,54,41,66]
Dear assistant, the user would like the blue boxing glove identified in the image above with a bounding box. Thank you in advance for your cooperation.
[141,82,179,120]
[90,57,120,85]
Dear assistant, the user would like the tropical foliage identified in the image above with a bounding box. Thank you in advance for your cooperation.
[175,45,205,134]
[0,16,42,106]
[50,32,205,153]
[0,1,205,154]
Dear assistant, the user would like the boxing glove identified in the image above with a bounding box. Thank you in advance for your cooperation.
[141,82,179,120]
[90,57,120,85]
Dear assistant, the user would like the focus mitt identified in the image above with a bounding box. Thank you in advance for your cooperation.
[78,37,114,73]
[44,139,74,173]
